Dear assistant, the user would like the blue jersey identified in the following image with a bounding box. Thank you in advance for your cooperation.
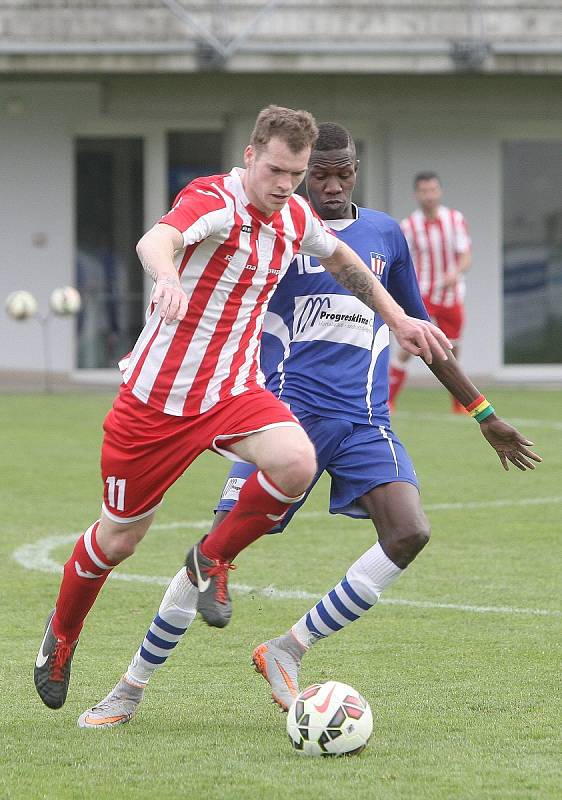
[260,206,429,426]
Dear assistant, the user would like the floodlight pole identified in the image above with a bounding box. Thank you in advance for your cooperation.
[37,312,54,394]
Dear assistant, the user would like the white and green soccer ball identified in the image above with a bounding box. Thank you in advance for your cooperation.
[286,680,373,757]
[49,286,82,316]
[5,290,38,320]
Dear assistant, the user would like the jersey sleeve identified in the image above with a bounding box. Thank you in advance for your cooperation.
[387,225,430,320]
[160,179,229,246]
[453,210,471,254]
[297,201,338,260]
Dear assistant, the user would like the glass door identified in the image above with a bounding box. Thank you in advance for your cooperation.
[503,141,562,364]
[167,131,223,207]
[75,137,144,368]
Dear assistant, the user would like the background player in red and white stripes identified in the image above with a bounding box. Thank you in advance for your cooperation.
[390,172,472,413]
[34,106,453,714]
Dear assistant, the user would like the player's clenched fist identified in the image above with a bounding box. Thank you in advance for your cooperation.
[152,276,189,324]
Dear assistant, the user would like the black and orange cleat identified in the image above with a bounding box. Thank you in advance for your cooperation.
[34,610,78,709]
[185,541,236,628]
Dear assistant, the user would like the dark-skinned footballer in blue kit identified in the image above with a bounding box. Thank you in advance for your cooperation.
[77,122,540,728]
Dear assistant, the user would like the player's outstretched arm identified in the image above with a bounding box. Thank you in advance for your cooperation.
[322,240,452,364]
[479,417,542,472]
[136,223,189,324]
[427,351,542,471]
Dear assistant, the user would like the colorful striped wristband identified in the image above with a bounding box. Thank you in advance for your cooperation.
[474,405,495,423]
[465,394,495,422]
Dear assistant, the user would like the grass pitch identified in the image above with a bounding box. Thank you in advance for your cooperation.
[1,387,560,800]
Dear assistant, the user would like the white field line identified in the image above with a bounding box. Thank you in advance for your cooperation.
[267,496,562,515]
[393,410,562,432]
[13,501,562,619]
[423,495,562,512]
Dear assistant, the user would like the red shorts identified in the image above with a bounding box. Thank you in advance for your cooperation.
[101,384,300,522]
[424,300,464,343]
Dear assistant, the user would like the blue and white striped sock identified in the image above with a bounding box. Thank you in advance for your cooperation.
[126,568,197,685]
[291,542,403,648]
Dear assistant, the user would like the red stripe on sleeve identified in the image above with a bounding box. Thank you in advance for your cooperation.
[160,176,227,233]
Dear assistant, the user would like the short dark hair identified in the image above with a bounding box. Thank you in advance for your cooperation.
[414,171,441,188]
[250,105,318,154]
[315,122,356,157]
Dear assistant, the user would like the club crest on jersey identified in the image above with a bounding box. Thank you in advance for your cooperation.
[370,252,387,280]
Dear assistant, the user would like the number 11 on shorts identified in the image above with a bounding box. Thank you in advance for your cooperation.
[106,476,126,511]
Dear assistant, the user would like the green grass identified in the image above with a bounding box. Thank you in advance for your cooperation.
[0,388,561,800]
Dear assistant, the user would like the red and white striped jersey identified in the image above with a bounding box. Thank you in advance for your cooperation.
[122,168,337,417]
[400,206,471,307]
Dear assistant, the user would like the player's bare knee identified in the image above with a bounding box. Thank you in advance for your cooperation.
[399,520,430,560]
[273,442,316,495]
[101,530,139,563]
[382,519,430,567]
[97,520,146,563]
[287,441,317,489]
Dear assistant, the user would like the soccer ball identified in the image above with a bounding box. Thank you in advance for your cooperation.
[5,290,38,320]
[49,286,81,316]
[287,681,373,757]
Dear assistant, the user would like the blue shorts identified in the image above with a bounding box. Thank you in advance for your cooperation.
[216,409,418,532]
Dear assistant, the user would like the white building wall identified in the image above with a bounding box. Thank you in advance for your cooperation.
[1,74,561,380]
[1,82,100,373]
[387,124,502,378]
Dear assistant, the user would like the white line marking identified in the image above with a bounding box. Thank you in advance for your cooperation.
[424,495,562,512]
[393,410,562,431]
[12,522,561,618]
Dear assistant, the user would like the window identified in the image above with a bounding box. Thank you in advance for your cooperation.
[167,131,223,208]
[503,141,562,364]
[75,138,144,368]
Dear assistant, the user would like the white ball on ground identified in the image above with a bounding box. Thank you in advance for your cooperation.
[5,290,38,320]
[286,680,373,757]
[49,286,82,316]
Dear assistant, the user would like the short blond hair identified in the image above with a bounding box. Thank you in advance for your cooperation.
[250,105,318,154]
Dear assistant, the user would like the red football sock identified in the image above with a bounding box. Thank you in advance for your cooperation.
[201,470,302,562]
[389,364,407,405]
[52,521,116,642]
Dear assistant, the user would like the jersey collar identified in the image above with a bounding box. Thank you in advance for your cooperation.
[326,203,359,231]
[230,167,280,224]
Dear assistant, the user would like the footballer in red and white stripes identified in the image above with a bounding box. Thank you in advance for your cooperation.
[390,172,471,413]
[400,205,471,310]
[35,108,456,712]
[122,168,335,417]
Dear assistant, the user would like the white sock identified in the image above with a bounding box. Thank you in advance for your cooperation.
[291,542,403,648]
[127,568,197,685]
